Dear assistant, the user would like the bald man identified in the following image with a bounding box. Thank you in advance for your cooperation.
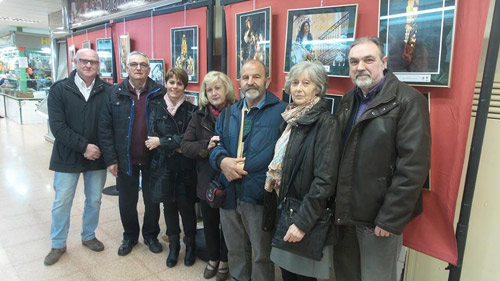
[45,49,111,266]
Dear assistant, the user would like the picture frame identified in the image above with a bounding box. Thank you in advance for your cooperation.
[282,89,343,115]
[82,40,91,49]
[235,7,272,80]
[379,0,457,87]
[96,38,114,78]
[149,59,165,86]
[171,26,199,83]
[119,34,130,79]
[284,5,358,77]
[185,91,199,106]
[68,45,76,71]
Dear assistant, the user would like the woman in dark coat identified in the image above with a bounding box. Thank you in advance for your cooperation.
[264,61,341,281]
[145,68,197,268]
[181,71,236,281]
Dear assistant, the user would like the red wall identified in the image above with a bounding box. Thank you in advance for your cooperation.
[223,0,490,265]
[67,7,208,92]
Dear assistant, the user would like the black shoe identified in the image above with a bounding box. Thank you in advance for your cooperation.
[166,235,180,268]
[118,239,138,256]
[184,235,196,266]
[204,261,219,279]
[144,238,162,253]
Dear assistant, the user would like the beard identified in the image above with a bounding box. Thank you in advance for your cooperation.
[242,85,265,101]
[353,71,375,91]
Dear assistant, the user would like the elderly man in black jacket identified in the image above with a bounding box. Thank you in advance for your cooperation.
[45,49,111,266]
[333,37,431,281]
[99,51,165,257]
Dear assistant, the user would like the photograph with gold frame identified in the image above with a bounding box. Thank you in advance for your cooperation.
[284,5,358,77]
[171,26,199,83]
[119,34,130,79]
[379,0,456,87]
[235,7,271,80]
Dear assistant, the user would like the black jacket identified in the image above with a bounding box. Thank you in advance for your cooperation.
[48,70,111,172]
[148,97,198,202]
[98,77,165,175]
[181,107,218,200]
[335,71,431,235]
[279,99,341,234]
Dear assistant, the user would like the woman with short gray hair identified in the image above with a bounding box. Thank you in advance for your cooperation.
[265,61,341,281]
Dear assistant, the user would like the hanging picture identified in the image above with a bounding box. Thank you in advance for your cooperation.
[119,34,130,79]
[235,7,272,80]
[68,45,76,71]
[96,38,114,78]
[149,59,165,86]
[185,91,199,106]
[284,5,358,77]
[171,26,199,83]
[379,0,456,87]
[82,40,91,49]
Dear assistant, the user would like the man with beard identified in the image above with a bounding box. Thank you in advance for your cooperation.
[99,51,164,256]
[333,37,431,281]
[210,60,287,281]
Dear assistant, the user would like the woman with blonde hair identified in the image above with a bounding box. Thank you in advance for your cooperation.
[182,71,236,281]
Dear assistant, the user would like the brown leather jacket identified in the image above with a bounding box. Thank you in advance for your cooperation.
[334,71,431,235]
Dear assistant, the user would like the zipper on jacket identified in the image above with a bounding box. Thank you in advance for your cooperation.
[126,98,135,176]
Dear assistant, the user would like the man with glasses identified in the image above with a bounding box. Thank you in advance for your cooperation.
[99,51,166,256]
[45,49,111,265]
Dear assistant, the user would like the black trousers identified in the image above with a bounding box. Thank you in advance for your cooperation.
[281,268,317,281]
[163,197,197,238]
[117,165,160,241]
[200,199,228,262]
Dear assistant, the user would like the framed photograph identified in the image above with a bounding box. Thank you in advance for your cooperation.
[149,59,165,86]
[82,40,91,49]
[68,45,76,71]
[185,91,199,106]
[119,34,130,79]
[235,7,271,80]
[284,5,358,77]
[171,26,199,83]
[96,38,114,78]
[282,89,343,115]
[379,0,456,87]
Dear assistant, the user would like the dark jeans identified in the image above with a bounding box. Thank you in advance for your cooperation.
[163,197,197,238]
[200,199,228,262]
[117,165,160,241]
[281,268,317,281]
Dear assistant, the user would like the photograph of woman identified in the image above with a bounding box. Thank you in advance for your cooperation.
[265,61,341,281]
[181,71,237,281]
[145,68,198,268]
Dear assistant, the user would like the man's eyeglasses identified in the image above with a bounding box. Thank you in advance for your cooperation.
[128,62,149,68]
[78,59,99,66]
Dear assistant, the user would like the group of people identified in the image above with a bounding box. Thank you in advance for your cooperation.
[45,36,430,281]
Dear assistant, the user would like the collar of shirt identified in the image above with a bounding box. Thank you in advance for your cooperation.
[243,94,266,112]
[74,73,95,101]
[128,79,148,96]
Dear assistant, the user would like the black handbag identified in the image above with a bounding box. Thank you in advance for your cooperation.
[272,197,333,261]
[262,190,278,232]
[270,124,334,261]
[205,177,226,208]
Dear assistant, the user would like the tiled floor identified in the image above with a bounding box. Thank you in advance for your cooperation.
[0,118,208,281]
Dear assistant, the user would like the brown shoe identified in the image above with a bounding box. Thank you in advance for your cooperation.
[82,238,104,252]
[44,247,66,266]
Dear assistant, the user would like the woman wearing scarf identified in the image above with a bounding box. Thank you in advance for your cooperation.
[265,61,341,281]
[146,68,198,268]
[181,71,236,281]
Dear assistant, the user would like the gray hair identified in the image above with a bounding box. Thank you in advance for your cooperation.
[127,51,149,65]
[242,59,269,78]
[199,71,236,109]
[284,61,328,97]
[348,37,385,59]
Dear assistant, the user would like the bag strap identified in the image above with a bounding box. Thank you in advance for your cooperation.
[282,123,318,199]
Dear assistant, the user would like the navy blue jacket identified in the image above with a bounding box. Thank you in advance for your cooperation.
[209,92,287,209]
[98,78,165,175]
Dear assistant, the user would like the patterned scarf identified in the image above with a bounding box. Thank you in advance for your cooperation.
[264,96,320,192]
